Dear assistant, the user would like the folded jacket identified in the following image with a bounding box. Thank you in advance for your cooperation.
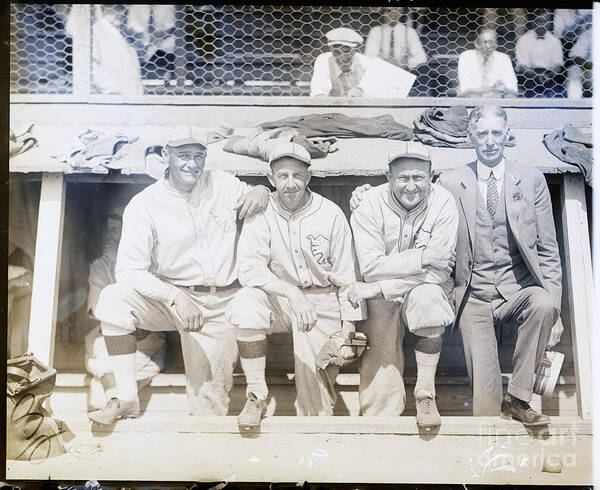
[56,129,139,170]
[9,123,38,157]
[543,123,593,186]
[414,119,516,148]
[260,113,413,140]
[223,127,335,162]
[420,106,470,138]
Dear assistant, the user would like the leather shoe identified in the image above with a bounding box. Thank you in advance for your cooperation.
[238,392,267,432]
[416,395,441,429]
[88,397,140,425]
[501,393,550,426]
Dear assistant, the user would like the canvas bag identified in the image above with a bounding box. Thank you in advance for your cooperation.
[7,353,67,460]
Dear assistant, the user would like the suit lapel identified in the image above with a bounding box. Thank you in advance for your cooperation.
[458,162,478,250]
[504,160,522,237]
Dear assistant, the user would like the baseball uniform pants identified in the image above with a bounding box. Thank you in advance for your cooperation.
[95,282,240,416]
[459,285,559,416]
[359,283,451,416]
[227,286,342,416]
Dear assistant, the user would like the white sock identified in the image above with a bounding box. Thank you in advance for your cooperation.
[109,353,138,402]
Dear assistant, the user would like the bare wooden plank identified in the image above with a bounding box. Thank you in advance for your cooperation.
[27,173,66,367]
[8,100,592,130]
[8,123,580,176]
[6,429,592,484]
[560,174,593,419]
[50,413,591,436]
[9,93,593,109]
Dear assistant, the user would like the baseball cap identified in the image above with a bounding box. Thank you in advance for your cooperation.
[326,27,363,47]
[268,141,312,166]
[165,125,208,149]
[388,141,432,166]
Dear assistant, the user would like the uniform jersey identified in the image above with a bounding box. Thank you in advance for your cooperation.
[237,190,364,321]
[351,182,459,301]
[116,170,249,304]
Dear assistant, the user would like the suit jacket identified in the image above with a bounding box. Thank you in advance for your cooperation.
[437,160,562,323]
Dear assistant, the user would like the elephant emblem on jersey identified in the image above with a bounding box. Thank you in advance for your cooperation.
[209,206,236,233]
[307,234,331,266]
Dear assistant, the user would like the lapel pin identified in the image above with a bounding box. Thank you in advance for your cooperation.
[512,192,522,201]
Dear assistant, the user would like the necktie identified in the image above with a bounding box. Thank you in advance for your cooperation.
[486,173,499,216]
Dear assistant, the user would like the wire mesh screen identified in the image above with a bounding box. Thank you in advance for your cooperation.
[10,4,593,98]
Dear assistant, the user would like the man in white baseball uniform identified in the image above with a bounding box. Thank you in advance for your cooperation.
[89,125,270,424]
[227,141,366,431]
[349,141,458,428]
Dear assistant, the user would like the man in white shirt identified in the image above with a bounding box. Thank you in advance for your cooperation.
[515,9,564,97]
[310,27,367,97]
[365,8,427,71]
[228,142,366,431]
[457,28,518,98]
[349,141,458,429]
[89,125,270,424]
[310,27,415,98]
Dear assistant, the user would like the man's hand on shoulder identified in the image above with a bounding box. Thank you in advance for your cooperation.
[173,290,204,332]
[239,185,270,219]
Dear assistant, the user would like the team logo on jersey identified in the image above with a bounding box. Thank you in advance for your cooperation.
[307,234,331,266]
[209,206,236,233]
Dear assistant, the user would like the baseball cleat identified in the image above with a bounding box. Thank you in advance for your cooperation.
[88,397,140,425]
[416,395,441,429]
[238,392,267,432]
[501,393,550,427]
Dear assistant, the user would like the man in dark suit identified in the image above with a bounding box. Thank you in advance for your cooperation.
[437,105,563,425]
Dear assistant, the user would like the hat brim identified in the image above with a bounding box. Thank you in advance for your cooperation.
[166,138,207,149]
[269,153,311,166]
[388,153,431,165]
[328,41,361,48]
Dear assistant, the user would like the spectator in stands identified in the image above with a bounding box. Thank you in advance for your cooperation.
[553,9,593,99]
[310,28,366,97]
[457,28,518,98]
[565,27,592,99]
[365,7,427,71]
[515,9,564,98]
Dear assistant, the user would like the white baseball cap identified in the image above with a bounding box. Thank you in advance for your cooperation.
[326,27,363,47]
[165,125,208,148]
[268,141,312,166]
[388,141,432,166]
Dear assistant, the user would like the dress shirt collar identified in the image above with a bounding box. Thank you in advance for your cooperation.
[329,53,364,77]
[477,158,505,181]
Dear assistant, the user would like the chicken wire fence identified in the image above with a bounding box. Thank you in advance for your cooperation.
[10,4,593,98]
